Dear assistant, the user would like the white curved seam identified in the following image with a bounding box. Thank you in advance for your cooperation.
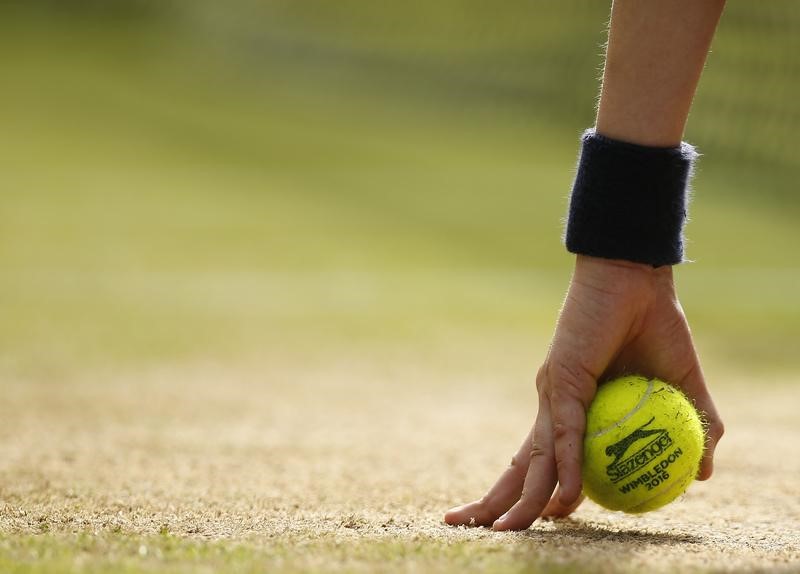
[588,378,655,439]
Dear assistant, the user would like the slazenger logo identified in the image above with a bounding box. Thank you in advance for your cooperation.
[605,417,673,483]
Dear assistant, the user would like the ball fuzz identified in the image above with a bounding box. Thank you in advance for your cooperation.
[582,375,704,513]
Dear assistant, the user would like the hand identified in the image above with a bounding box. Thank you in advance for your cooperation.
[444,255,724,530]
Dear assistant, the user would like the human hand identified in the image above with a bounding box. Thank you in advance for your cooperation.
[444,255,724,530]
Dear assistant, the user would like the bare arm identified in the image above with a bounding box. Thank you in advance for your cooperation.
[597,0,725,146]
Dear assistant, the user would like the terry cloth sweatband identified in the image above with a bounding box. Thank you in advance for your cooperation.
[565,128,697,267]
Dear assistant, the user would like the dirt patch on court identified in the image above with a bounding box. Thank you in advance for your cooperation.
[1,359,798,572]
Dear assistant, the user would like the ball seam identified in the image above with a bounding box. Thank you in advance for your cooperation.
[587,377,655,439]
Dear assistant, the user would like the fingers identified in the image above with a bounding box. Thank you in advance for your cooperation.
[547,363,592,505]
[674,362,724,481]
[443,460,525,527]
[487,256,652,528]
[444,430,532,527]
[541,485,585,518]
[643,309,725,481]
[543,258,645,505]
[492,402,557,531]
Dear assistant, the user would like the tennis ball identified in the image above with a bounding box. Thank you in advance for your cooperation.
[582,375,704,513]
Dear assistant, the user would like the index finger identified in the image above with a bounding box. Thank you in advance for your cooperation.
[492,400,557,531]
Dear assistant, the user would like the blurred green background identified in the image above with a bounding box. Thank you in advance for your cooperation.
[1,0,799,382]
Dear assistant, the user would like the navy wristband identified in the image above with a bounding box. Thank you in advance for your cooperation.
[565,128,697,267]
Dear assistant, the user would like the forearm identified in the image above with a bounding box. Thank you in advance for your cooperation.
[596,0,725,147]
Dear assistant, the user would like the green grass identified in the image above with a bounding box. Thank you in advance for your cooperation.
[0,533,590,574]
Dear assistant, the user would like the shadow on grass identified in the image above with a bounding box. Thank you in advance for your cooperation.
[519,518,704,546]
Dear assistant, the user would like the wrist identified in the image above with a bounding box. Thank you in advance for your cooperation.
[574,254,674,291]
[576,254,656,273]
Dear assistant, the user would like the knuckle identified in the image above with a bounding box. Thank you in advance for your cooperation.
[708,417,725,442]
[509,454,527,476]
[529,441,550,460]
[535,365,548,394]
[554,449,578,471]
[552,421,577,443]
[547,359,595,404]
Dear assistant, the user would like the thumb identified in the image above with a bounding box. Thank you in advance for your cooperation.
[637,315,724,481]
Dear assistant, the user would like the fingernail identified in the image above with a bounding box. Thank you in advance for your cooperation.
[492,519,507,531]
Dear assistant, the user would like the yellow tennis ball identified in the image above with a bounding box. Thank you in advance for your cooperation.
[582,375,704,513]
